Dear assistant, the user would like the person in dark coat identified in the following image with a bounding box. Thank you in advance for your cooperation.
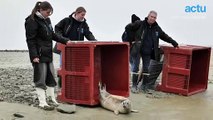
[25,1,71,110]
[54,6,96,87]
[122,14,141,93]
[126,10,179,93]
[55,6,96,42]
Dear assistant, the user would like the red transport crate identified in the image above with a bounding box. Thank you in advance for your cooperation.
[157,45,211,96]
[56,42,130,105]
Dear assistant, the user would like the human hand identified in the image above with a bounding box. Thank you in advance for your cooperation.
[172,41,179,48]
[33,57,40,63]
[175,45,179,48]
[173,44,179,48]
[66,40,72,45]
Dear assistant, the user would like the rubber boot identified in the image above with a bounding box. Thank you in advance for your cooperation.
[58,76,62,88]
[131,74,139,93]
[141,73,150,93]
[36,88,54,110]
[146,73,161,90]
[46,87,59,107]
[147,60,163,90]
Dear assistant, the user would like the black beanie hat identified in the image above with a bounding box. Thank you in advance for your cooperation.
[131,14,140,23]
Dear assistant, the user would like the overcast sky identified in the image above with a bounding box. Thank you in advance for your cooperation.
[0,0,212,50]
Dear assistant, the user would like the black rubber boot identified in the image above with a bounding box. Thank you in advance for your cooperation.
[147,60,163,90]
[58,76,62,88]
[141,73,150,93]
[131,74,139,93]
[146,73,160,90]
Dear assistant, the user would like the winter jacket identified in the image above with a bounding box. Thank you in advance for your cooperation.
[126,18,178,61]
[25,15,69,63]
[122,14,140,46]
[55,14,96,41]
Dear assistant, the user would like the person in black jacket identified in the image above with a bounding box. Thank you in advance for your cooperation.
[122,14,141,93]
[54,6,96,87]
[126,10,179,93]
[25,1,71,110]
[55,6,96,41]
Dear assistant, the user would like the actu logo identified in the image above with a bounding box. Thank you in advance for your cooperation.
[185,5,206,13]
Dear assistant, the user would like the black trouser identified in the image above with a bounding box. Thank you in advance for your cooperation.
[132,74,138,87]
[148,60,163,87]
[33,62,57,90]
[141,54,151,73]
[141,54,151,86]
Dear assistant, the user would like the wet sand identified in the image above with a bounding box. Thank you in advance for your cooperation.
[0,51,212,120]
[1,87,213,120]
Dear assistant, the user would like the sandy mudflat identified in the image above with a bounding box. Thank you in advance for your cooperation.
[0,51,212,120]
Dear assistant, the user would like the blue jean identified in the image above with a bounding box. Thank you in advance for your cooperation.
[141,54,151,73]
[60,54,62,67]
[130,53,140,73]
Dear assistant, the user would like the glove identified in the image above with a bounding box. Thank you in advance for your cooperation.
[172,40,179,48]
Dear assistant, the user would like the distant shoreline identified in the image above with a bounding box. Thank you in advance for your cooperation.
[0,50,28,52]
[0,46,212,52]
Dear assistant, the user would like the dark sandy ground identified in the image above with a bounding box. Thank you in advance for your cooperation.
[0,52,212,120]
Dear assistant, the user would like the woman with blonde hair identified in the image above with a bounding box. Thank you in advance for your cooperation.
[55,6,96,41]
[54,6,96,87]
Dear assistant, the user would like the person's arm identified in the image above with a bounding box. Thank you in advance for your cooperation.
[52,32,70,44]
[84,22,96,41]
[44,18,69,44]
[158,26,178,47]
[55,18,67,36]
[25,18,39,61]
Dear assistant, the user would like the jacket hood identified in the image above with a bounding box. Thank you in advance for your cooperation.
[25,15,30,21]
[35,11,46,19]
[131,14,140,23]
[25,13,46,21]
[69,12,86,22]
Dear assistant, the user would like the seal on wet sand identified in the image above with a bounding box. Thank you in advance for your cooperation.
[99,83,138,115]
